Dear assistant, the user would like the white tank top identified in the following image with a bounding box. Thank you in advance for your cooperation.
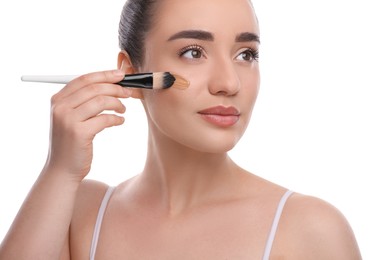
[89,187,293,260]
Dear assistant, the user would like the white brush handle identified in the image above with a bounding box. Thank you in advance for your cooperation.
[21,75,78,84]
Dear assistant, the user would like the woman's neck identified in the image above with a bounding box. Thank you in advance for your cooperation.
[135,131,242,217]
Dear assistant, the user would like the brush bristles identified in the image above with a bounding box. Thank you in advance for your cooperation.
[170,74,190,90]
[153,72,189,90]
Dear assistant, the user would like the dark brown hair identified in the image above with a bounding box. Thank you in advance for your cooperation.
[118,0,158,69]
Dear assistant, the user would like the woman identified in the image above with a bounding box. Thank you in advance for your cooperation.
[0,0,361,259]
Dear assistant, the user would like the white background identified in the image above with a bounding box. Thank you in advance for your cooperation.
[0,0,389,258]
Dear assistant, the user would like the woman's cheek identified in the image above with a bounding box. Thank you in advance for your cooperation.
[180,69,204,94]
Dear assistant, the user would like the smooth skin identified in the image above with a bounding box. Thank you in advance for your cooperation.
[0,0,361,259]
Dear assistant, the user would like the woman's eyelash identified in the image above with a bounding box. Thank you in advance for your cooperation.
[243,48,259,61]
[178,44,204,57]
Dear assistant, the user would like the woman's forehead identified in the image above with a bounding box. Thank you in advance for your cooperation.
[150,0,259,37]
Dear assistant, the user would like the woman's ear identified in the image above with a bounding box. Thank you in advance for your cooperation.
[117,50,144,99]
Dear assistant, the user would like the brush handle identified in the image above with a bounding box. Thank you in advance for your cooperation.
[21,73,155,89]
[21,75,78,84]
[118,73,153,88]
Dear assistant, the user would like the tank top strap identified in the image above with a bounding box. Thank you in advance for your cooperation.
[90,186,116,260]
[262,190,294,260]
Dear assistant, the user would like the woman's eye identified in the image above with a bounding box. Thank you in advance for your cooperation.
[237,49,259,62]
[179,45,204,59]
[183,49,202,59]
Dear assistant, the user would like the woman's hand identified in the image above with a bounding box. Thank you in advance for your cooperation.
[43,69,132,182]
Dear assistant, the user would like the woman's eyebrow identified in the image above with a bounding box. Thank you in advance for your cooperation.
[167,30,214,41]
[167,30,260,44]
[236,32,260,43]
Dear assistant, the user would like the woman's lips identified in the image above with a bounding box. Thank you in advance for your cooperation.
[197,106,240,127]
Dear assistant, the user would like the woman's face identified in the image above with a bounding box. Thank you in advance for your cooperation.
[139,0,260,153]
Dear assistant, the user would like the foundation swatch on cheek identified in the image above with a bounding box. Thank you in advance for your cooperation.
[171,74,190,89]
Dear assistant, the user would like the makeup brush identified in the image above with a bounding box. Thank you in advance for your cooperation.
[21,72,189,90]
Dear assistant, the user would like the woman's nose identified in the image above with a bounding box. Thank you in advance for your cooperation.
[207,59,240,96]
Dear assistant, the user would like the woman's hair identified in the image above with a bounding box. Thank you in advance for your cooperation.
[118,0,158,69]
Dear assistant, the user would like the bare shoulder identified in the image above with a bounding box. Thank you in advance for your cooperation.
[73,179,110,215]
[274,193,362,259]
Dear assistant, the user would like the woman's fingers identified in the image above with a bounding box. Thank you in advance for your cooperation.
[84,114,126,135]
[63,83,132,109]
[74,95,127,122]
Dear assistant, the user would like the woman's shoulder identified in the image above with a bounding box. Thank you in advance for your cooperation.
[72,177,136,220]
[240,173,361,258]
[284,192,354,237]
[274,192,362,259]
[75,179,110,208]
[71,179,111,226]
